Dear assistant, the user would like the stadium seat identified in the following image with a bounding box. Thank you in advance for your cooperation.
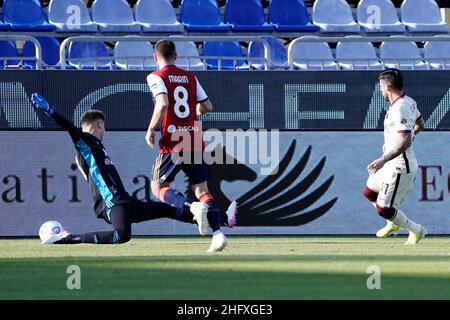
[92,0,141,32]
[357,0,405,33]
[173,41,204,70]
[336,36,383,70]
[23,36,61,69]
[114,40,156,70]
[224,0,274,32]
[380,37,428,70]
[289,36,338,70]
[268,0,319,32]
[248,36,288,70]
[0,21,9,31]
[202,41,248,70]
[424,36,450,70]
[68,41,112,69]
[312,0,360,33]
[0,41,20,68]
[400,0,449,33]
[0,11,10,30]
[3,0,54,31]
[135,0,184,33]
[48,0,98,32]
[180,0,231,32]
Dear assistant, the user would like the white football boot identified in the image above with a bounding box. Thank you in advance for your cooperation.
[207,231,228,253]
[190,202,209,236]
[404,225,427,245]
[376,220,400,238]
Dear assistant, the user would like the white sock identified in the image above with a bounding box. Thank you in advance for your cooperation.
[391,209,421,233]
[213,230,222,236]
[385,219,395,226]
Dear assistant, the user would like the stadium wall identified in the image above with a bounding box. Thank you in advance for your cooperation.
[2,70,450,130]
[1,71,450,235]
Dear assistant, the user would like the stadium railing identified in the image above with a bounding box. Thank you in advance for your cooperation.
[287,35,450,70]
[58,35,271,70]
[0,35,43,69]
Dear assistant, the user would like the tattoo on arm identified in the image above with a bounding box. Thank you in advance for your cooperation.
[381,133,412,162]
[414,117,425,136]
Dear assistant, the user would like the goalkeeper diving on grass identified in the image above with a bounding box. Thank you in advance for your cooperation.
[31,93,210,246]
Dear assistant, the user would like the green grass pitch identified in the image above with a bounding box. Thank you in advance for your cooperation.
[1,236,450,300]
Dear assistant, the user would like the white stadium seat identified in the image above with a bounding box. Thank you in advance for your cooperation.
[312,0,360,33]
[357,0,405,33]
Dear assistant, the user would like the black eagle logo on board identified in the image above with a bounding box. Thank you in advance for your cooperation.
[186,140,338,226]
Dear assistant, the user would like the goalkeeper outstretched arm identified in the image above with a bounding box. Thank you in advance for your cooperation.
[31,93,82,143]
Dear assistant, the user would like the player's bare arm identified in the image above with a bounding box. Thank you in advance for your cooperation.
[146,93,169,148]
[414,116,425,135]
[367,132,412,174]
[196,99,213,116]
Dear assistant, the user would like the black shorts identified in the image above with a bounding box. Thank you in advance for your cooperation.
[152,152,212,185]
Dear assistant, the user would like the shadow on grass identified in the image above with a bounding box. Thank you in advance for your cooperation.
[1,256,450,300]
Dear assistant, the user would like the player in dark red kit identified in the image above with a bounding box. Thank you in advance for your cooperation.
[146,40,237,252]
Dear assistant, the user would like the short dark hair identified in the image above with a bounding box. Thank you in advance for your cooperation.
[379,68,403,91]
[80,110,105,126]
[154,39,176,60]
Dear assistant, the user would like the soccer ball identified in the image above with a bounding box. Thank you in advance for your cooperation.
[39,221,69,245]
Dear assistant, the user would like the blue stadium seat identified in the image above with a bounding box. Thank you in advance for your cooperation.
[114,40,156,70]
[135,0,184,33]
[202,41,247,70]
[68,41,112,69]
[268,0,318,32]
[357,0,405,33]
[312,0,360,33]
[0,10,10,30]
[336,36,383,70]
[225,0,274,32]
[92,0,141,32]
[380,37,428,70]
[173,41,204,70]
[48,0,98,32]
[0,41,20,68]
[0,20,9,30]
[289,36,338,70]
[23,37,61,69]
[424,36,450,70]
[3,0,54,31]
[248,36,288,70]
[401,0,449,33]
[180,0,231,32]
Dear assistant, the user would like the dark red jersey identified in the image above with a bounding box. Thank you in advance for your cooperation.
[148,65,208,153]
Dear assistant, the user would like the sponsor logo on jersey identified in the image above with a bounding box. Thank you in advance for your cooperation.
[167,125,199,133]
[167,125,177,133]
[177,125,199,132]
